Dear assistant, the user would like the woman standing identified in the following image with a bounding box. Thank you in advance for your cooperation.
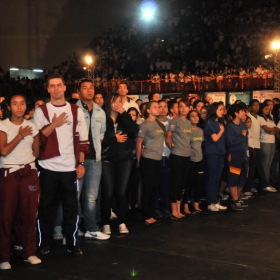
[204,102,227,211]
[165,98,192,219]
[101,93,139,235]
[0,94,41,270]
[259,102,279,192]
[136,101,166,225]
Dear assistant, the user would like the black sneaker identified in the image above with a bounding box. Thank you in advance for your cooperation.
[231,202,244,211]
[153,210,163,219]
[162,209,171,218]
[237,199,248,207]
[67,246,83,256]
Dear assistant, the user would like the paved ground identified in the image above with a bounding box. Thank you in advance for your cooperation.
[2,191,280,280]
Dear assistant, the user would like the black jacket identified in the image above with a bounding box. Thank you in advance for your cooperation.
[101,111,139,162]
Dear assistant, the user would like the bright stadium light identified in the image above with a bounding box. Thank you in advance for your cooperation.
[272,40,280,50]
[140,0,157,22]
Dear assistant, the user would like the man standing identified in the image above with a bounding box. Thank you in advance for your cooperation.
[76,78,109,240]
[33,74,89,256]
[117,83,139,112]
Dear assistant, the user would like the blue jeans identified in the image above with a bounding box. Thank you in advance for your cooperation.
[101,159,132,225]
[78,159,102,232]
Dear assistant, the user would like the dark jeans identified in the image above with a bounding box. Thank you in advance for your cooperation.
[190,160,204,203]
[38,168,78,248]
[154,156,170,212]
[101,159,132,225]
[169,154,191,204]
[140,156,163,219]
[205,155,224,205]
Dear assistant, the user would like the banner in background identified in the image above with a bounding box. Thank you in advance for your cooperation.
[205,92,226,104]
[228,91,251,105]
[253,90,280,102]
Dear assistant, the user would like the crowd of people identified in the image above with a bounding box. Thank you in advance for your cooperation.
[0,73,280,270]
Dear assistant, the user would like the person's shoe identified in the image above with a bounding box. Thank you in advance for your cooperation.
[84,231,110,240]
[207,204,219,212]
[119,223,129,234]
[0,262,11,270]
[153,210,163,219]
[53,233,63,240]
[40,246,50,255]
[243,191,253,196]
[162,209,171,218]
[102,225,111,235]
[231,202,244,211]
[263,186,277,193]
[78,229,84,237]
[14,245,23,250]
[215,203,227,210]
[250,187,258,193]
[24,256,41,265]
[219,194,229,201]
[67,246,83,256]
[240,193,250,200]
[237,199,248,207]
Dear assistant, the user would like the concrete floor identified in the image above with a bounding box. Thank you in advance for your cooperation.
[2,191,280,280]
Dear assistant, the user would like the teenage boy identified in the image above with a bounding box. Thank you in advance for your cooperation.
[226,104,249,211]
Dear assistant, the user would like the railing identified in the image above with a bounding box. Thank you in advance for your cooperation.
[0,75,275,99]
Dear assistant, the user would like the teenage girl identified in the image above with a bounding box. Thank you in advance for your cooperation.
[136,101,166,225]
[187,110,204,213]
[204,102,227,212]
[166,98,192,219]
[0,94,41,270]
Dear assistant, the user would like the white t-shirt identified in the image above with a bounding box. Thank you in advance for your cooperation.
[123,98,140,112]
[33,102,88,172]
[260,116,276,143]
[247,113,260,148]
[0,118,38,167]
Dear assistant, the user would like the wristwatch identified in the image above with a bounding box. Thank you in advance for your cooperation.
[78,162,85,166]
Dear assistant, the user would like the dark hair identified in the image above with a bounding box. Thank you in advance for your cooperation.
[206,102,224,122]
[272,104,280,125]
[167,99,178,114]
[103,93,120,118]
[193,99,204,110]
[227,104,245,119]
[127,107,139,118]
[46,73,65,87]
[178,98,190,107]
[258,102,273,121]
[8,93,26,105]
[135,98,143,104]
[78,78,93,90]
[148,92,157,101]
[5,94,27,120]
[187,109,199,120]
[249,99,259,107]
[245,115,251,122]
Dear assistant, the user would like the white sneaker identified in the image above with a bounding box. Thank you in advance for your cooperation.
[207,204,219,211]
[263,186,277,193]
[78,229,84,237]
[24,256,41,265]
[119,223,129,234]
[53,233,63,240]
[85,231,110,240]
[0,262,11,270]
[243,191,253,196]
[215,203,227,210]
[102,225,111,235]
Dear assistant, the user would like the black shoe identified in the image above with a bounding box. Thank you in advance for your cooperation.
[153,210,163,219]
[67,246,83,256]
[40,246,50,255]
[231,202,244,211]
[162,209,171,218]
[237,199,248,207]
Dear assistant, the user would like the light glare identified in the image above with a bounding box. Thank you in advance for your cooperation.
[272,41,280,50]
